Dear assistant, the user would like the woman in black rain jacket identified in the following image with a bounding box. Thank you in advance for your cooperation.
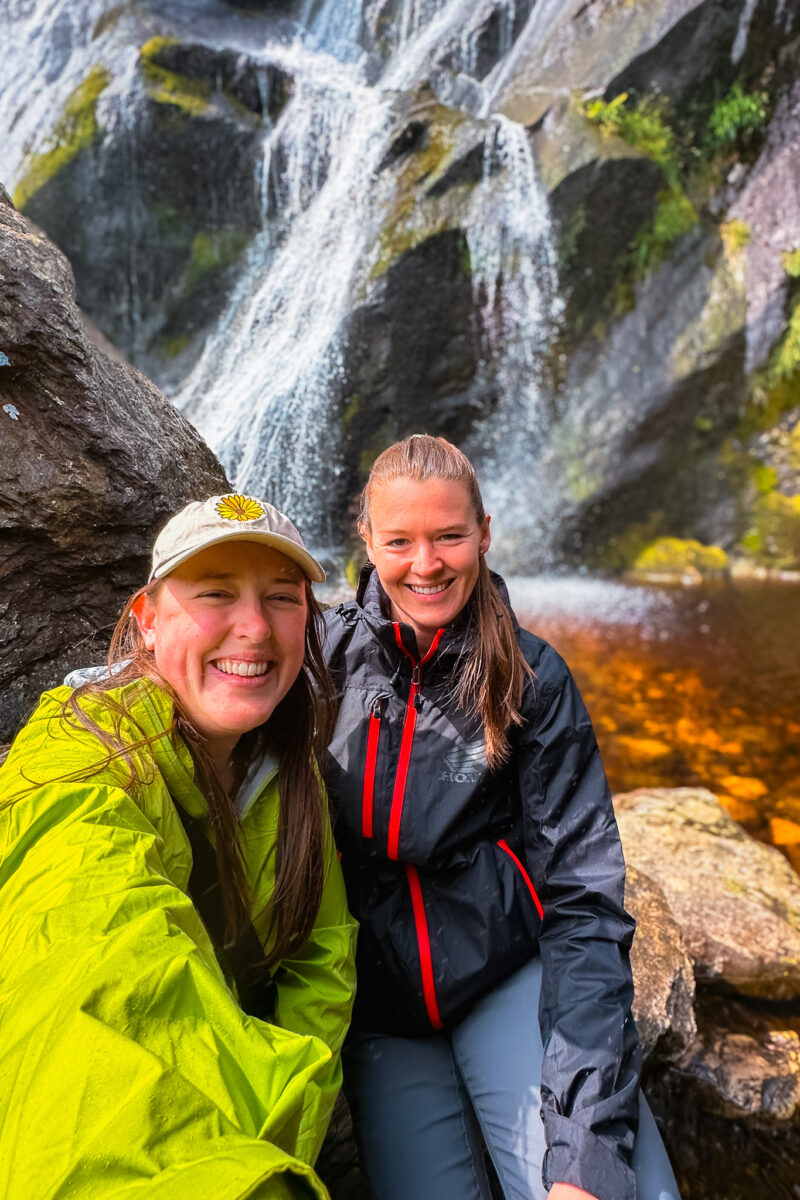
[324,435,680,1200]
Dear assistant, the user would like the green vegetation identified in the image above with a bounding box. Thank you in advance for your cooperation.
[13,66,110,209]
[704,82,768,156]
[368,111,473,282]
[753,465,778,494]
[583,92,699,309]
[139,37,210,116]
[769,299,800,383]
[580,81,771,319]
[584,92,678,185]
[345,554,363,589]
[743,493,800,569]
[784,247,800,277]
[185,230,249,288]
[633,537,729,575]
[630,188,697,275]
[163,333,190,358]
[341,394,361,427]
[721,219,751,253]
[590,513,665,573]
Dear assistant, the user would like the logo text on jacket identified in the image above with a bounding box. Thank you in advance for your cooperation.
[439,741,485,783]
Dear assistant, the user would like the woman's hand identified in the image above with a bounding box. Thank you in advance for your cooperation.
[548,1186,601,1200]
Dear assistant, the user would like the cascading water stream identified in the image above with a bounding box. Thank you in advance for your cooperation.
[174,0,561,556]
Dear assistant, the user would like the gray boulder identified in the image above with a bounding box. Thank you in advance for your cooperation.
[0,189,227,743]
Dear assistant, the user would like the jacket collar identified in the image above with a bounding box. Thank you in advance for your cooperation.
[135,681,277,820]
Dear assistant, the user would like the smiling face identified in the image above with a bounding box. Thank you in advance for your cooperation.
[133,541,308,770]
[363,476,491,655]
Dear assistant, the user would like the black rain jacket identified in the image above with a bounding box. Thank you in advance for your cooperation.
[324,566,641,1200]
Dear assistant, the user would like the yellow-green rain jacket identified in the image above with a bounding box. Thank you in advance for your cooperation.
[0,680,358,1199]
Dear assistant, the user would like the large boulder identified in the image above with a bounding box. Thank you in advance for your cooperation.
[0,188,228,743]
[617,787,800,1198]
[615,787,800,999]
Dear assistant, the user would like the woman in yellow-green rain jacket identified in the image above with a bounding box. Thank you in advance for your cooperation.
[0,494,358,1200]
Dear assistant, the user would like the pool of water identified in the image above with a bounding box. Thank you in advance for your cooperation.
[508,575,800,869]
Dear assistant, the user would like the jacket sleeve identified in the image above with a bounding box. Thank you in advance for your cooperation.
[0,755,335,1199]
[271,815,358,1164]
[518,643,640,1200]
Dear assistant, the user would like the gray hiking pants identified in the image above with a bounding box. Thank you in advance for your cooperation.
[344,956,680,1200]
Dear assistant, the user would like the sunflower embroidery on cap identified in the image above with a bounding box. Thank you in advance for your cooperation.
[215,495,265,522]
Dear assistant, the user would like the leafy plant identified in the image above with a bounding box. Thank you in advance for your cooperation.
[705,82,768,155]
[584,92,678,185]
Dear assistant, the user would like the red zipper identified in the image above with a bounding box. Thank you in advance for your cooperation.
[362,707,381,838]
[406,864,443,1029]
[498,839,544,919]
[386,624,443,860]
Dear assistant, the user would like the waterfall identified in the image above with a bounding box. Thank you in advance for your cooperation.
[173,0,560,556]
[2,0,562,562]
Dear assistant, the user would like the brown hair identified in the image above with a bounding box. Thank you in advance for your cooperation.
[60,575,335,968]
[359,434,532,767]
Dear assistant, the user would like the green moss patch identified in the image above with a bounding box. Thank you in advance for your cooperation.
[345,554,363,589]
[634,537,729,575]
[721,219,751,254]
[581,93,699,314]
[584,92,679,185]
[139,37,210,116]
[744,493,800,570]
[185,229,249,289]
[163,333,190,358]
[783,247,800,278]
[13,65,111,209]
[704,82,768,157]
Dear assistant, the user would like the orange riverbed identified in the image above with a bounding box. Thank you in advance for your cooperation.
[509,576,800,872]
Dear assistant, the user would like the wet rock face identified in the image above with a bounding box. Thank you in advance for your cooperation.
[519,0,800,570]
[0,191,228,743]
[340,226,485,509]
[18,31,292,382]
[626,865,696,1063]
[648,1018,800,1200]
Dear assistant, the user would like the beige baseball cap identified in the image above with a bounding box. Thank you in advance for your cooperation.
[149,493,325,582]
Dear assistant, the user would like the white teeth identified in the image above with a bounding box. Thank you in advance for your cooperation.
[213,659,272,677]
[409,583,451,595]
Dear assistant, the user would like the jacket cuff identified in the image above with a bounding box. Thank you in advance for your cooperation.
[543,1113,636,1200]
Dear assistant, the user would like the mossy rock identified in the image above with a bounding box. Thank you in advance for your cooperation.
[139,36,291,123]
[140,37,212,117]
[633,536,729,575]
[13,65,110,210]
[741,493,800,571]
